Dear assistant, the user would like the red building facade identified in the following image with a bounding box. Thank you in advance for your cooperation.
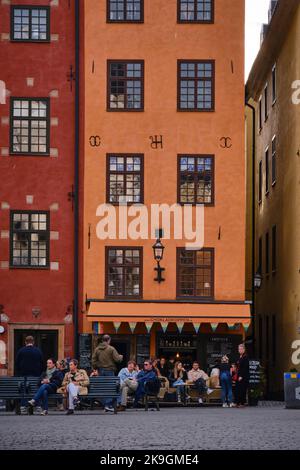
[0,0,77,374]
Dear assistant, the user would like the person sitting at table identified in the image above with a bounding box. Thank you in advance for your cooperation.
[133,359,159,407]
[187,361,212,404]
[118,360,139,411]
[157,357,169,378]
[169,361,188,403]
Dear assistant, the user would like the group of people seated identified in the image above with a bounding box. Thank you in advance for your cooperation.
[18,335,249,415]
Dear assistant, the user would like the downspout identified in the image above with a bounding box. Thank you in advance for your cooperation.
[74,0,80,358]
[246,101,256,356]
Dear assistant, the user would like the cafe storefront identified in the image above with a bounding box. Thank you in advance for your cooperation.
[83,301,251,372]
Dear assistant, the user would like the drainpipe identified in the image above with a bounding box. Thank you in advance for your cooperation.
[73,0,80,358]
[246,101,256,356]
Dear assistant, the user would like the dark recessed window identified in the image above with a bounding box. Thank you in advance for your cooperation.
[107,0,143,22]
[177,248,214,299]
[106,247,142,298]
[107,61,144,111]
[265,147,269,194]
[258,160,262,203]
[107,154,144,204]
[272,136,276,185]
[178,155,214,205]
[258,97,262,131]
[10,98,50,155]
[178,0,214,23]
[10,211,49,268]
[258,237,262,275]
[11,6,50,42]
[272,64,276,104]
[265,232,269,275]
[272,225,277,272]
[178,60,214,111]
[264,84,268,121]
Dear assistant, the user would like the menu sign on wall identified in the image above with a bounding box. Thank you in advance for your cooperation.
[249,360,261,386]
[79,333,92,370]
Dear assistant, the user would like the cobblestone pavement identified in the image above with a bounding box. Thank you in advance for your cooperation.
[0,406,299,450]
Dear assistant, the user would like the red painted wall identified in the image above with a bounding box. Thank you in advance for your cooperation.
[0,0,76,372]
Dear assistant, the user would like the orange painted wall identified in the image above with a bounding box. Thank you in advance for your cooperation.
[82,0,246,323]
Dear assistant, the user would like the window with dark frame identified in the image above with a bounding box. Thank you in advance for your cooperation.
[272,136,276,185]
[272,64,276,104]
[265,147,269,194]
[107,60,144,111]
[107,0,143,22]
[258,237,262,275]
[272,225,277,272]
[272,315,276,364]
[259,160,262,203]
[10,211,49,268]
[106,247,142,298]
[10,98,49,155]
[107,154,143,204]
[265,232,269,275]
[178,60,214,111]
[264,84,268,121]
[258,97,262,131]
[178,0,214,23]
[11,6,50,42]
[177,248,214,299]
[178,155,214,205]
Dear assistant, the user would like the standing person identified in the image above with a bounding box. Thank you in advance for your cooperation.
[235,344,250,407]
[216,355,233,408]
[92,335,123,412]
[28,358,64,415]
[61,359,89,415]
[169,361,188,403]
[15,336,43,415]
[118,360,138,410]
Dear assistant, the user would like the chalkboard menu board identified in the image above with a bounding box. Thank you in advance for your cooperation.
[136,335,150,367]
[249,360,261,386]
[79,333,92,370]
[205,335,242,369]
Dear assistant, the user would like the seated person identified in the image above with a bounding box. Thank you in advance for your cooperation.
[55,359,68,411]
[90,368,99,377]
[28,358,64,415]
[157,357,169,378]
[60,359,90,415]
[187,361,212,404]
[169,361,188,403]
[118,360,138,410]
[133,359,159,407]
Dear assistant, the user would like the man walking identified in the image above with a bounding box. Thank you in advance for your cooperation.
[92,334,123,412]
[15,336,43,414]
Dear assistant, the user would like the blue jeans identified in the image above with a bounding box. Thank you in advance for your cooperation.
[220,372,233,404]
[98,368,115,407]
[33,384,56,411]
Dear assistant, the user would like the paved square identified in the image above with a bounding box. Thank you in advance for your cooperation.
[0,406,299,450]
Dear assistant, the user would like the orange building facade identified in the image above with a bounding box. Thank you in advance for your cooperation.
[81,0,250,369]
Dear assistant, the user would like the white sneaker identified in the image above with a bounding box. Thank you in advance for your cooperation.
[28,399,35,407]
[198,398,203,404]
[222,403,228,408]
[20,406,28,415]
[104,406,114,413]
[207,388,214,395]
[229,403,234,408]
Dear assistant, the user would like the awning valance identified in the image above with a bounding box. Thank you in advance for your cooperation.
[87,301,251,325]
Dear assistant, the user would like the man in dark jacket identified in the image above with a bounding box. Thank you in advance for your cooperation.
[235,344,250,407]
[15,336,43,414]
[28,358,64,415]
[92,335,123,412]
[133,359,159,407]
[15,336,43,377]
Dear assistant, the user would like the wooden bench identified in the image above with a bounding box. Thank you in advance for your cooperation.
[0,376,121,414]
